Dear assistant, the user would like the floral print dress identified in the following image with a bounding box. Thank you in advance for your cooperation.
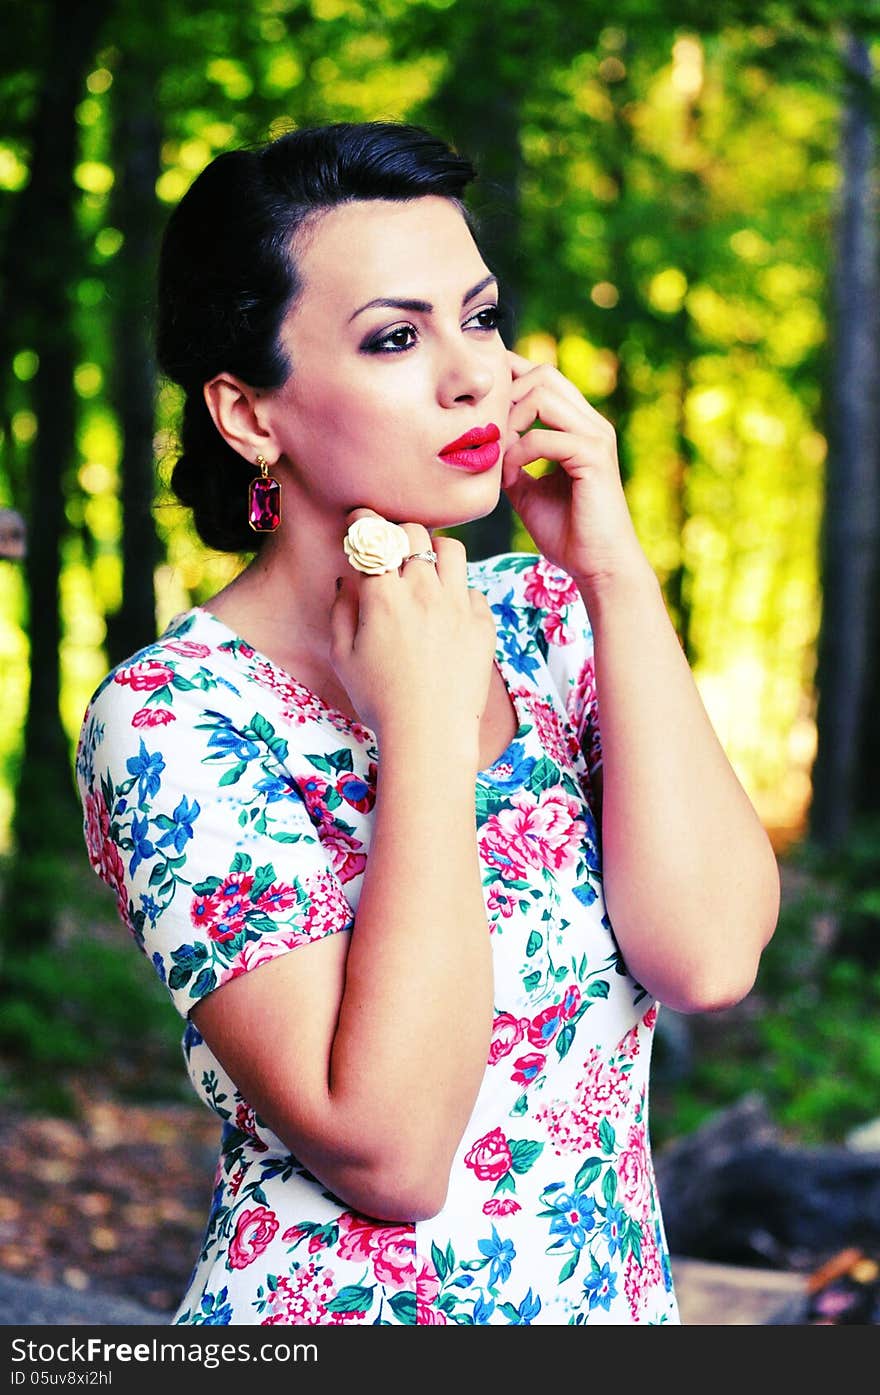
[75,551,680,1326]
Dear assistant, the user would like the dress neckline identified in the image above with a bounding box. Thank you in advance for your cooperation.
[173,604,533,780]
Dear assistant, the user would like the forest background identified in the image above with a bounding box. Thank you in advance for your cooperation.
[1,0,879,1171]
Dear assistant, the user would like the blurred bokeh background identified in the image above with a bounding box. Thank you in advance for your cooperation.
[1,0,879,1318]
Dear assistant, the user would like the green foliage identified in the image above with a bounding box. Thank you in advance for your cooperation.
[0,861,187,1116]
[651,817,880,1147]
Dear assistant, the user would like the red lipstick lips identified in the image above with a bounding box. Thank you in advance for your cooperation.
[438,422,501,472]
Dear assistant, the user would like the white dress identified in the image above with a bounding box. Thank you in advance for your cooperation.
[75,550,680,1325]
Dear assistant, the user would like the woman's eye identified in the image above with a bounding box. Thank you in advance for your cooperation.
[364,303,505,355]
[470,304,504,331]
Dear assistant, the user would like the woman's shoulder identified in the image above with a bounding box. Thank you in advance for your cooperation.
[75,608,251,769]
[466,549,589,643]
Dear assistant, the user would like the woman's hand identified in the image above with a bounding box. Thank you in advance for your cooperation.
[501,349,649,591]
[329,508,497,758]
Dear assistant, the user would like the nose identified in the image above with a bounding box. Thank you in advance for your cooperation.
[435,335,495,407]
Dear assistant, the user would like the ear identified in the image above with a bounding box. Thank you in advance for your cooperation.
[203,373,277,465]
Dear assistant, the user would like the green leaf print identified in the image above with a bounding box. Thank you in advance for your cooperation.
[599,1117,616,1155]
[193,877,223,895]
[431,1241,447,1281]
[559,1252,580,1283]
[602,1167,618,1205]
[388,1291,417,1325]
[523,970,541,992]
[511,1093,528,1117]
[587,979,610,998]
[556,1023,575,1060]
[530,756,562,792]
[574,1157,604,1192]
[248,713,289,764]
[526,930,543,958]
[327,1284,374,1315]
[231,853,252,874]
[250,864,277,901]
[218,763,247,787]
[270,831,316,845]
[508,1139,543,1174]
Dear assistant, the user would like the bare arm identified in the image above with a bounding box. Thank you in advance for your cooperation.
[584,558,780,1013]
[191,716,494,1222]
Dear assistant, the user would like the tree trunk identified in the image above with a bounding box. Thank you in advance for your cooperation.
[810,32,879,851]
[3,0,112,952]
[104,46,163,666]
[417,7,527,562]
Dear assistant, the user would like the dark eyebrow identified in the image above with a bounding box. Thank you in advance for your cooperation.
[348,273,498,323]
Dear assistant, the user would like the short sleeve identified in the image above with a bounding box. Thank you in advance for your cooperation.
[75,667,355,1020]
[524,555,602,782]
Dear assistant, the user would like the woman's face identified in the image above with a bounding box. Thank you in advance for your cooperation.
[262,195,514,530]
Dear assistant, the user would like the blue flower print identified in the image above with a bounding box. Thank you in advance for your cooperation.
[472,1293,495,1324]
[156,795,201,853]
[501,631,541,682]
[549,1192,596,1249]
[583,1263,618,1312]
[483,742,535,791]
[198,1287,233,1325]
[602,1204,625,1257]
[478,1225,516,1287]
[206,726,260,762]
[490,585,519,634]
[128,813,155,876]
[126,739,164,804]
[502,1288,542,1324]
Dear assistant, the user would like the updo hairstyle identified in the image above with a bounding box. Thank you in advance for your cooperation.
[155,120,481,553]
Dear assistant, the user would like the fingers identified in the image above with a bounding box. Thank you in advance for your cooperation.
[505,351,614,433]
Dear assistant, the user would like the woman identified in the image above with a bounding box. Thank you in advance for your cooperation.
[75,120,780,1325]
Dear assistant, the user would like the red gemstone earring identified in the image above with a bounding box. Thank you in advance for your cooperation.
[248,454,281,533]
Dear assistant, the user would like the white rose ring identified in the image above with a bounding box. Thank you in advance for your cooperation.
[343,516,436,574]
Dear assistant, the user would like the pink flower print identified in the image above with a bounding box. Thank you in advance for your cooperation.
[236,934,293,973]
[336,768,376,814]
[624,1226,664,1321]
[490,787,586,874]
[322,826,368,885]
[517,693,573,770]
[299,774,332,825]
[373,1234,440,1303]
[131,706,176,728]
[83,790,130,924]
[115,658,175,691]
[511,1051,546,1087]
[527,1003,565,1049]
[464,1127,512,1182]
[416,1298,448,1324]
[227,1205,279,1270]
[335,1216,406,1264]
[234,1100,268,1152]
[642,1004,658,1030]
[561,983,581,1018]
[485,884,524,921]
[523,555,580,616]
[190,893,219,929]
[256,881,299,915]
[541,607,568,646]
[300,869,353,939]
[479,821,532,880]
[488,1011,528,1065]
[482,1197,521,1217]
[259,1264,338,1323]
[618,1123,651,1219]
[228,1165,246,1198]
[165,639,212,658]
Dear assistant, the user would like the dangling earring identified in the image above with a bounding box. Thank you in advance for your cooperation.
[248,454,281,533]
